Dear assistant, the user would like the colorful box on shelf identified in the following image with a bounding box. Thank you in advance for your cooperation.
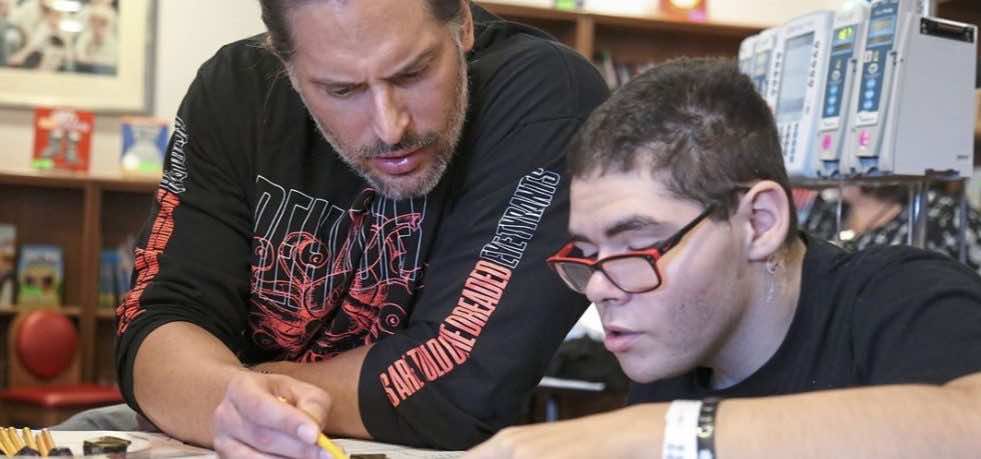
[31,108,94,173]
[0,223,15,308]
[120,117,169,176]
[658,0,708,22]
[553,0,583,11]
[16,245,63,307]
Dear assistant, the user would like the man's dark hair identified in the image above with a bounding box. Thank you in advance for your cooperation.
[258,0,466,62]
[568,57,799,242]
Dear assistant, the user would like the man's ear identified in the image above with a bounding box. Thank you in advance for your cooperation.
[456,0,476,52]
[738,180,793,261]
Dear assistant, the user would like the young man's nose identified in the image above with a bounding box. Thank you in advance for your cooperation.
[585,270,629,306]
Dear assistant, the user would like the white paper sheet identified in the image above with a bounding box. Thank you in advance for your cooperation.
[336,438,463,459]
[32,431,462,459]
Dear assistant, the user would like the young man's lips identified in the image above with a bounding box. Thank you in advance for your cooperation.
[603,328,641,353]
[372,147,426,176]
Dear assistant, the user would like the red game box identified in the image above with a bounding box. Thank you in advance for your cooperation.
[32,107,95,172]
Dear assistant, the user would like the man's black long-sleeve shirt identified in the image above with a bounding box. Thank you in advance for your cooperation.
[115,5,607,449]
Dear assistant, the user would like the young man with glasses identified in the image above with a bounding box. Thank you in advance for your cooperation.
[464,58,981,459]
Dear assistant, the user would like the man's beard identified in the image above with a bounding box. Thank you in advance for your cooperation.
[304,45,469,200]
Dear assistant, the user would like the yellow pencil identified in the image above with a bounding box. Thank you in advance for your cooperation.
[275,396,349,459]
[6,428,23,452]
[315,433,350,459]
[41,429,56,454]
[35,432,48,457]
[0,428,11,454]
[22,428,37,451]
[0,429,12,457]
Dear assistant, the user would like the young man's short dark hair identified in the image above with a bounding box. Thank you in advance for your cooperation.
[567,57,799,241]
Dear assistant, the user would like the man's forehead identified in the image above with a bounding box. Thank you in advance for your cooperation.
[290,0,446,71]
[290,0,440,38]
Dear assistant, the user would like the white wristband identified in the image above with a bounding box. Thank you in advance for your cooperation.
[662,400,702,459]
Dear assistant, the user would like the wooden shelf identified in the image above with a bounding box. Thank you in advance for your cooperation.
[478,1,761,74]
[0,305,81,317]
[0,169,159,192]
[479,2,580,22]
[587,9,761,37]
[480,1,760,34]
[0,169,90,190]
[96,176,160,194]
[0,169,155,386]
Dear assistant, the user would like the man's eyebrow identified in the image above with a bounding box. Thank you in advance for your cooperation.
[569,215,665,242]
[385,47,438,79]
[308,47,439,87]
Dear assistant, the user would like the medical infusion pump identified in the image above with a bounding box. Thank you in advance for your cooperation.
[841,0,976,178]
[815,3,871,177]
[738,0,977,179]
[772,11,835,178]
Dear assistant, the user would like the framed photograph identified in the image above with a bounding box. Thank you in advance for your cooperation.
[0,0,155,113]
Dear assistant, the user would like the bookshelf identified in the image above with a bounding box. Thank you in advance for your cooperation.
[0,169,157,386]
[478,1,763,83]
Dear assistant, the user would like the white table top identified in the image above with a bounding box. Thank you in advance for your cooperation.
[37,431,462,459]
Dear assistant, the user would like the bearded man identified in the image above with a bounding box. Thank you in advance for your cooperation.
[62,1,607,456]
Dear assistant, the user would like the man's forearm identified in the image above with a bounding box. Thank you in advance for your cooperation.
[133,321,247,447]
[254,345,373,439]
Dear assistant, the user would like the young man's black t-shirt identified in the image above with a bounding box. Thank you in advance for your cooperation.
[629,235,981,403]
[114,5,608,449]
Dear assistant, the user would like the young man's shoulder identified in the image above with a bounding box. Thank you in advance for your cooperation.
[845,242,967,276]
[806,235,981,303]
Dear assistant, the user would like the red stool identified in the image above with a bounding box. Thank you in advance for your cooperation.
[0,309,122,427]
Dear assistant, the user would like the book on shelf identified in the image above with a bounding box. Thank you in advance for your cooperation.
[553,0,583,10]
[16,244,63,307]
[0,224,15,308]
[32,107,95,172]
[658,0,709,22]
[99,235,136,310]
[98,250,119,309]
[116,237,135,299]
[120,117,169,176]
[98,240,135,310]
[594,50,655,89]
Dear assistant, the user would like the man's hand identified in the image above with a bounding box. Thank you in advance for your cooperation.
[462,405,661,459]
[213,371,333,459]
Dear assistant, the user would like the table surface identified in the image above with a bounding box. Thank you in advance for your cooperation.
[21,431,464,459]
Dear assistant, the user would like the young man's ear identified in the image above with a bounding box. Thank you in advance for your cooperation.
[738,180,793,261]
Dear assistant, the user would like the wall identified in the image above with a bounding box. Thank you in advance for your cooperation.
[497,0,849,24]
[0,0,263,175]
[0,1,900,174]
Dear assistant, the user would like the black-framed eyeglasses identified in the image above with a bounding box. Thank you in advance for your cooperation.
[546,205,717,294]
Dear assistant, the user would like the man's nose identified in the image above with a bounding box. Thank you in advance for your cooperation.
[371,85,410,146]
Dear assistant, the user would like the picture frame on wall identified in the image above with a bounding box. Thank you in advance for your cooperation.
[0,0,155,113]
